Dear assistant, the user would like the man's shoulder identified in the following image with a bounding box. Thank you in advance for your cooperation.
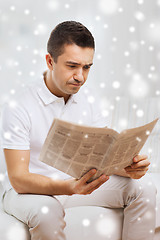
[1,79,42,118]
[10,80,41,106]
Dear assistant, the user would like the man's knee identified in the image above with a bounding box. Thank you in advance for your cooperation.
[123,175,156,206]
[29,195,66,240]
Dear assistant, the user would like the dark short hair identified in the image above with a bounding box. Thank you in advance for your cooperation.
[47,21,95,62]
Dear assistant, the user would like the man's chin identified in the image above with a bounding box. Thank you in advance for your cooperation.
[69,86,81,94]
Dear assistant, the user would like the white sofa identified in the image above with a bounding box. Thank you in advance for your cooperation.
[0,96,160,240]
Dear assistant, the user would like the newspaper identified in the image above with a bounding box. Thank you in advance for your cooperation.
[39,118,158,181]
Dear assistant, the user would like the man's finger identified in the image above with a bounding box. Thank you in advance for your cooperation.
[131,160,150,169]
[80,169,97,184]
[85,174,109,192]
[133,154,148,163]
[128,170,147,179]
[125,167,149,173]
[87,176,109,194]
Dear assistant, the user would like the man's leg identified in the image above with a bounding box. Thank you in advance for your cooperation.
[57,174,156,240]
[2,189,66,240]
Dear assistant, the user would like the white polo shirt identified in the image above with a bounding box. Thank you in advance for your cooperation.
[1,78,108,191]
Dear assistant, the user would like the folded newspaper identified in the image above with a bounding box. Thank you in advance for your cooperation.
[39,118,158,180]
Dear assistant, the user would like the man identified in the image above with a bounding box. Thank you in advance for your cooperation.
[1,21,156,240]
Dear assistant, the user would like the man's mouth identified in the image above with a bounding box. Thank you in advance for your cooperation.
[69,83,81,87]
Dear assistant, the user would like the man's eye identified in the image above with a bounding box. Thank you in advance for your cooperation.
[84,66,90,70]
[68,65,76,68]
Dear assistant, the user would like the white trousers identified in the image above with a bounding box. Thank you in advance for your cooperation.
[2,174,156,240]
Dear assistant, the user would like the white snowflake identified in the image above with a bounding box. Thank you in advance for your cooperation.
[7,223,27,240]
[137,0,144,5]
[95,16,101,21]
[41,206,49,214]
[103,24,108,29]
[102,110,109,117]
[82,111,87,116]
[64,4,70,9]
[32,59,37,64]
[136,109,144,117]
[24,9,30,15]
[47,0,59,11]
[96,216,116,236]
[155,90,160,96]
[148,148,152,154]
[136,137,142,142]
[82,218,90,227]
[0,173,5,182]
[16,46,22,51]
[17,71,22,76]
[10,6,16,11]
[129,41,139,51]
[119,118,128,129]
[144,210,153,220]
[147,21,160,42]
[87,96,95,103]
[99,0,119,15]
[10,89,15,94]
[134,11,145,21]
[132,104,137,109]
[112,81,120,89]
[110,105,115,110]
[124,51,130,56]
[4,131,11,140]
[29,71,35,76]
[128,73,149,98]
[97,54,102,60]
[35,23,48,35]
[129,26,135,33]
[118,7,123,13]
[33,49,39,55]
[115,96,120,101]
[51,173,61,180]
[140,40,145,45]
[100,82,106,88]
[78,120,83,125]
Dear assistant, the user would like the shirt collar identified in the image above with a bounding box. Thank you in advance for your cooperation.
[37,78,78,105]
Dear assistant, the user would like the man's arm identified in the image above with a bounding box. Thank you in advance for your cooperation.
[114,155,150,179]
[4,149,109,196]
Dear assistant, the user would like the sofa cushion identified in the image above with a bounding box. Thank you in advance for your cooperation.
[0,203,123,240]
[64,206,123,240]
[0,203,160,240]
[0,207,30,240]
[149,173,160,228]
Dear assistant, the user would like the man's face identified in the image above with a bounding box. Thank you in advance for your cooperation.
[46,44,94,100]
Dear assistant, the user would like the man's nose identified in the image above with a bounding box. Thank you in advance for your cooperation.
[73,68,84,83]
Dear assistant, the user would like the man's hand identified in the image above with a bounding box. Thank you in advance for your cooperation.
[124,154,150,179]
[4,149,108,196]
[66,169,109,195]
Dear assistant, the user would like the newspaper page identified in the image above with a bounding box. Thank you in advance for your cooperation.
[39,118,158,180]
[91,118,158,179]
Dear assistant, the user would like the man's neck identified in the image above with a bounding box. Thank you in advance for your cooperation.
[44,70,70,104]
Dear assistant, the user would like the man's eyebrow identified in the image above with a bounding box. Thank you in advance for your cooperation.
[66,61,93,66]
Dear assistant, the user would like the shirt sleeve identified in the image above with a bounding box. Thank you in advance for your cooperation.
[1,102,31,150]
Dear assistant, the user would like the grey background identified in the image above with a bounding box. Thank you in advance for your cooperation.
[0,0,160,108]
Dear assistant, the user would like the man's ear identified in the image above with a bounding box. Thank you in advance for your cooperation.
[46,54,54,70]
